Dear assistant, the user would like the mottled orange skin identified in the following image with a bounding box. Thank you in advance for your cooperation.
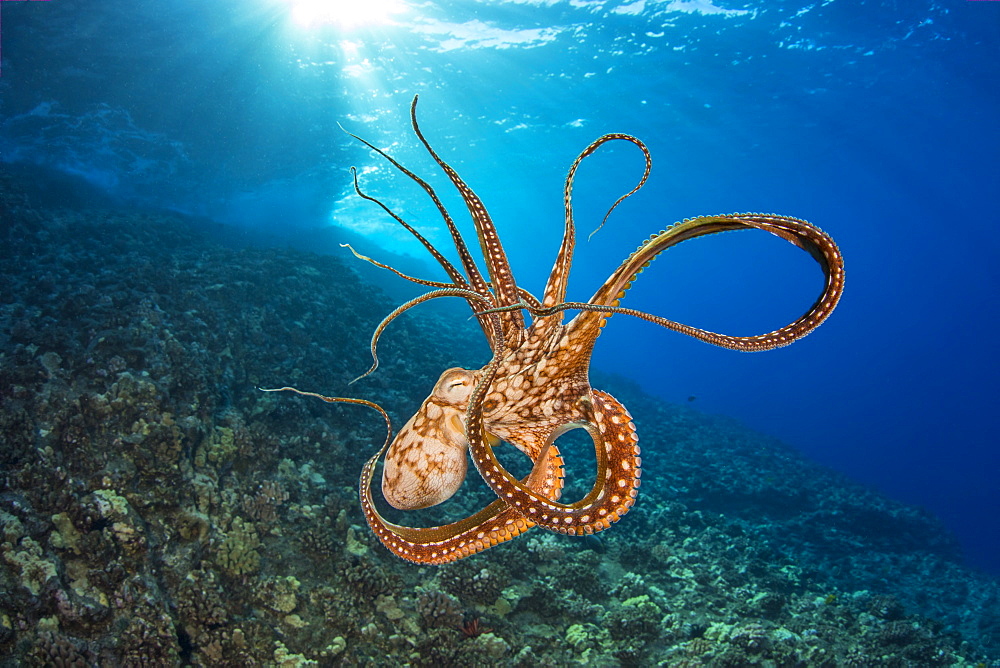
[264,97,845,565]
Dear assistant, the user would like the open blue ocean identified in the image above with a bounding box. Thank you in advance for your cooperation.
[1,0,998,664]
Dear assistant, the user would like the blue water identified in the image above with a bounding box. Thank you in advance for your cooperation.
[2,0,998,576]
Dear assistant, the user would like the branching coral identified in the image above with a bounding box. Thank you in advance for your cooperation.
[215,517,261,577]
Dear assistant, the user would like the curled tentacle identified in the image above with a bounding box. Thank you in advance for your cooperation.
[482,213,841,353]
[364,443,565,564]
[258,386,565,564]
[540,133,651,317]
[567,213,845,351]
[467,385,641,535]
[353,287,498,384]
[585,137,651,241]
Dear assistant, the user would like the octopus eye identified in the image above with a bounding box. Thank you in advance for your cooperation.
[434,368,476,403]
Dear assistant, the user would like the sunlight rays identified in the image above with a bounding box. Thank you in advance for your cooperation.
[286,0,408,29]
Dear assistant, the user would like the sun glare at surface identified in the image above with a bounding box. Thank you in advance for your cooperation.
[288,0,407,28]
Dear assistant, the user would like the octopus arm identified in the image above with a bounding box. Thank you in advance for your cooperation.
[567,213,845,352]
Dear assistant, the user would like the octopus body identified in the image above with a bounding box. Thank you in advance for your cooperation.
[264,97,845,565]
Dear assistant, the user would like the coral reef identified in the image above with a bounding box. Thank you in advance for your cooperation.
[1,168,998,666]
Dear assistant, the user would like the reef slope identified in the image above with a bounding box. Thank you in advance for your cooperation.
[1,171,997,666]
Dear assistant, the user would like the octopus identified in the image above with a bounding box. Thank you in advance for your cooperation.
[263,96,844,565]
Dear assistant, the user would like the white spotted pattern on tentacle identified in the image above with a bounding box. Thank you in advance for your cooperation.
[409,98,526,348]
[258,384,566,565]
[359,399,567,564]
[468,387,640,535]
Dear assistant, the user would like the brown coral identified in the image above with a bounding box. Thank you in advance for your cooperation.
[242,480,289,526]
[438,564,507,606]
[29,631,94,668]
[416,589,464,630]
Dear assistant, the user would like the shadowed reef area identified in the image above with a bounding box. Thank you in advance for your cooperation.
[1,168,998,666]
